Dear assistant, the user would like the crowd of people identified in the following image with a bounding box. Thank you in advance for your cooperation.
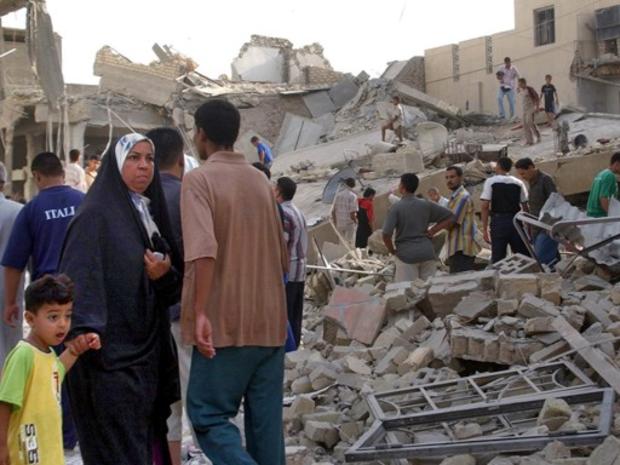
[0,89,618,465]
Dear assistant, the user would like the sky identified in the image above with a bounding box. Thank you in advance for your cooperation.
[4,0,515,84]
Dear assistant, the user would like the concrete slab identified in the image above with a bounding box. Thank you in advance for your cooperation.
[394,81,462,121]
[275,113,324,155]
[231,45,284,83]
[328,79,359,109]
[303,91,337,118]
[323,286,387,345]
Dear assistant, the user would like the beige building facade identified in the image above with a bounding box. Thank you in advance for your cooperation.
[425,0,620,114]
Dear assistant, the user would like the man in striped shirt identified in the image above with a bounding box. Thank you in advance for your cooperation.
[445,166,480,273]
[276,177,308,349]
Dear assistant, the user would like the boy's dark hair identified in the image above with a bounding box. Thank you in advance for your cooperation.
[392,96,401,103]
[344,178,356,188]
[252,162,271,179]
[250,136,259,143]
[497,157,513,172]
[363,187,376,198]
[146,128,184,171]
[515,157,535,170]
[194,99,240,147]
[400,173,419,194]
[25,274,74,314]
[69,149,80,163]
[446,165,463,177]
[504,57,511,63]
[31,152,63,177]
[545,74,552,79]
[277,177,297,201]
[518,78,527,85]
[88,154,100,162]
[611,152,620,165]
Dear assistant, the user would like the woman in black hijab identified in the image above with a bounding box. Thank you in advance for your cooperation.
[60,134,181,465]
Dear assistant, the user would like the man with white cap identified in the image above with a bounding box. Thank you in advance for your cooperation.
[0,163,23,366]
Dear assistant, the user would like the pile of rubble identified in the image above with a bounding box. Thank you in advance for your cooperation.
[285,251,620,465]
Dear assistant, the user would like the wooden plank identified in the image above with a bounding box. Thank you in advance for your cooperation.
[552,316,620,396]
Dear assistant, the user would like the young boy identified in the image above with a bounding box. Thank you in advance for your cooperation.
[541,75,559,127]
[0,274,100,465]
[518,78,541,145]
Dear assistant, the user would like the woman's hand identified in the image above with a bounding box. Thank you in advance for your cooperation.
[144,250,171,281]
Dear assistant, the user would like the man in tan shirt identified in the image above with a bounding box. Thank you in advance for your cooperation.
[181,99,288,465]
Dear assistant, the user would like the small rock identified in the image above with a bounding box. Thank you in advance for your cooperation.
[537,398,572,431]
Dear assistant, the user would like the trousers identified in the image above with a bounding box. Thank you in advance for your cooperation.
[497,88,516,119]
[188,346,286,465]
[394,257,437,282]
[285,281,305,348]
[490,214,530,263]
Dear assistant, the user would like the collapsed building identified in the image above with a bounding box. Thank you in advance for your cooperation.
[4,1,620,465]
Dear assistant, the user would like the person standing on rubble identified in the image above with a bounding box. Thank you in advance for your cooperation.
[445,166,480,273]
[515,158,559,267]
[64,149,87,193]
[541,74,559,127]
[182,100,288,465]
[381,96,405,142]
[518,78,541,146]
[383,173,454,282]
[356,187,376,249]
[276,177,308,349]
[586,152,620,218]
[496,57,519,120]
[480,157,530,263]
[332,178,359,245]
[251,136,274,169]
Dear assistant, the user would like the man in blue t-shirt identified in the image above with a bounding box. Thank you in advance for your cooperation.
[1,152,84,450]
[251,136,273,169]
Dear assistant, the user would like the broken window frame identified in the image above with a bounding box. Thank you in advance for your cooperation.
[366,361,595,426]
[534,6,556,47]
[346,388,613,462]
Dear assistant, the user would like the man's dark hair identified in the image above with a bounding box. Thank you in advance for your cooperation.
[252,162,271,179]
[25,274,74,314]
[518,78,527,85]
[146,128,184,170]
[88,154,101,162]
[515,158,535,170]
[277,177,297,201]
[31,152,63,177]
[194,99,240,147]
[446,165,463,177]
[400,173,419,194]
[250,136,259,143]
[611,152,620,165]
[363,187,376,198]
[69,149,80,163]
[344,178,356,188]
[497,157,513,172]
[504,57,511,63]
[392,96,401,103]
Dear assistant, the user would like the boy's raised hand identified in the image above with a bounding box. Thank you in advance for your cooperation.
[68,333,102,356]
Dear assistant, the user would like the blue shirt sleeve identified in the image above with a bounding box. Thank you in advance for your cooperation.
[1,205,33,271]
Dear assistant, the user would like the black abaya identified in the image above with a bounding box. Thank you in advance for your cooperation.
[59,139,181,465]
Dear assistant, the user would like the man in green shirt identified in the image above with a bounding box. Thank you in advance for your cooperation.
[587,152,620,217]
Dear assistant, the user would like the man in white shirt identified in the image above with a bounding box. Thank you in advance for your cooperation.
[381,96,405,142]
[496,57,520,120]
[332,178,358,244]
[64,149,87,193]
[428,187,449,208]
[480,157,530,263]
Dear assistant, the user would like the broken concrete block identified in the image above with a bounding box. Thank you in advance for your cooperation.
[497,274,539,300]
[574,275,611,292]
[439,455,476,465]
[309,366,338,390]
[373,327,401,349]
[291,376,314,394]
[497,299,519,316]
[587,435,620,465]
[524,317,555,335]
[289,396,315,417]
[427,280,479,317]
[542,441,571,461]
[328,78,359,109]
[324,287,387,346]
[454,292,495,322]
[491,253,540,275]
[537,398,572,431]
[454,423,482,440]
[561,305,586,330]
[367,230,389,255]
[338,421,363,443]
[612,283,620,305]
[303,91,337,118]
[539,273,563,305]
[343,356,371,376]
[384,287,410,313]
[529,340,569,364]
[518,294,560,319]
[304,420,340,448]
[400,315,431,342]
[375,346,409,376]
[397,347,434,375]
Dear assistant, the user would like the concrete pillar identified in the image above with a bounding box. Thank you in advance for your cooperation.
[67,121,87,165]
[3,124,13,195]
[24,134,36,200]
